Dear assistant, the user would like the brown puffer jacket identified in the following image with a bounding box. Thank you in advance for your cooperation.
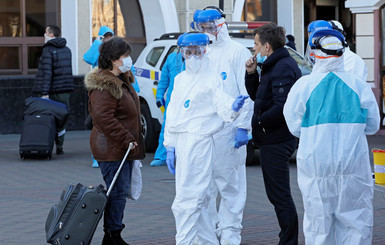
[84,68,145,161]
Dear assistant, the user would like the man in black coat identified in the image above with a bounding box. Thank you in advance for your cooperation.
[245,23,301,245]
[32,25,73,155]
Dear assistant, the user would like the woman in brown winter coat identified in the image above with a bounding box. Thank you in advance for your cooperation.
[84,36,145,245]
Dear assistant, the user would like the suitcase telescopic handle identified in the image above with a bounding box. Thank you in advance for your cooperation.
[106,143,133,197]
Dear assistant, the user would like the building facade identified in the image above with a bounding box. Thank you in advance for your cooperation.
[1,0,382,134]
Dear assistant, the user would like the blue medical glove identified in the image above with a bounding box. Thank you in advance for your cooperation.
[156,97,166,108]
[166,147,175,175]
[232,95,249,112]
[234,128,250,148]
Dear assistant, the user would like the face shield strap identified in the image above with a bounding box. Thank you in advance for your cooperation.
[311,37,345,56]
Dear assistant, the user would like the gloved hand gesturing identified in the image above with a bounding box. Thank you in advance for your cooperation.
[234,128,250,148]
[232,95,249,112]
[166,147,175,175]
[156,97,166,108]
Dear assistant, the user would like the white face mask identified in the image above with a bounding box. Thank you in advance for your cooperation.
[44,33,54,43]
[118,56,132,73]
[185,56,202,73]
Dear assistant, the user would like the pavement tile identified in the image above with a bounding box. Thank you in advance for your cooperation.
[0,132,385,244]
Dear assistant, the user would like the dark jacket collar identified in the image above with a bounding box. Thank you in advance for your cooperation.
[261,47,290,70]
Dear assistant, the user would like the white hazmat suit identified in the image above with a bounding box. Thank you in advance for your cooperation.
[205,18,253,245]
[164,54,243,245]
[283,36,380,245]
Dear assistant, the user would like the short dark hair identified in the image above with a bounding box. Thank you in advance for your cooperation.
[98,37,132,70]
[253,23,286,51]
[47,25,61,37]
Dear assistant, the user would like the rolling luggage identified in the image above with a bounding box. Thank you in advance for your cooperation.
[45,143,133,245]
[19,114,56,159]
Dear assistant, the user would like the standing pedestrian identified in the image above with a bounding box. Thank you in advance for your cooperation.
[32,25,73,155]
[84,36,145,245]
[83,25,139,168]
[245,23,301,245]
[191,7,253,244]
[284,25,380,245]
[150,50,184,167]
[164,32,248,245]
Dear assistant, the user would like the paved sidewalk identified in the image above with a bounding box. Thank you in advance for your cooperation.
[0,131,385,244]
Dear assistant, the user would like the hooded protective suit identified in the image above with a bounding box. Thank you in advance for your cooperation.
[283,36,380,245]
[151,52,184,165]
[204,17,253,245]
[164,54,242,245]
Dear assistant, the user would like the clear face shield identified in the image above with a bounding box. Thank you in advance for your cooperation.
[180,45,206,60]
[305,42,315,65]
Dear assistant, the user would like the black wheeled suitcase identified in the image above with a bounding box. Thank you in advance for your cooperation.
[45,143,133,245]
[19,114,56,159]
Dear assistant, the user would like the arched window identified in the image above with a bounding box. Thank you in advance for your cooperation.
[242,0,277,22]
[91,0,146,60]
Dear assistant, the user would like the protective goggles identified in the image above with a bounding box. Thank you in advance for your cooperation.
[180,46,206,59]
[193,21,224,35]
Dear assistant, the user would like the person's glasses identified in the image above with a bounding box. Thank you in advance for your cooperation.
[195,21,222,35]
[181,46,206,59]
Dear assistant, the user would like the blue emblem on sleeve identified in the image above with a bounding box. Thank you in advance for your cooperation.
[184,100,190,108]
[220,72,227,80]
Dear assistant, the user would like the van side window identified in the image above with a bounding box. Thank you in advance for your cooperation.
[160,45,178,70]
[146,47,165,67]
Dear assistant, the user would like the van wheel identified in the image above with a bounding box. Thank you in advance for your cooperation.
[140,102,158,152]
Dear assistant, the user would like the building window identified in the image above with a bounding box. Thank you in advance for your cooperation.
[381,5,385,127]
[91,0,146,60]
[242,0,277,22]
[92,0,125,38]
[0,0,60,75]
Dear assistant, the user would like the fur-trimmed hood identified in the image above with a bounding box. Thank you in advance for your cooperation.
[84,68,133,100]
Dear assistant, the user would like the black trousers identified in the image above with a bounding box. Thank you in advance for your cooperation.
[259,138,298,245]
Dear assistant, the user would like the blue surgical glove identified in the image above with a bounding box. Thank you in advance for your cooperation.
[232,95,249,112]
[166,147,175,175]
[156,97,166,108]
[234,128,250,148]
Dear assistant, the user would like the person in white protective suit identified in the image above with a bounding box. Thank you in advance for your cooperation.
[283,26,380,245]
[163,32,249,245]
[191,7,253,245]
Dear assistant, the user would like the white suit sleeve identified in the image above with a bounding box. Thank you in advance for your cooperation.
[360,82,380,135]
[232,47,253,130]
[283,78,307,138]
[212,76,240,122]
[163,77,179,148]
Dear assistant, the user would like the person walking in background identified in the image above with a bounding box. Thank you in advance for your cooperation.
[150,50,184,167]
[83,25,139,167]
[245,23,301,245]
[32,25,73,155]
[84,36,145,245]
[284,24,380,245]
[164,32,248,245]
[285,34,296,51]
[191,7,253,244]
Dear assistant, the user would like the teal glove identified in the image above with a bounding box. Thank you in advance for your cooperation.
[166,147,175,175]
[232,95,249,112]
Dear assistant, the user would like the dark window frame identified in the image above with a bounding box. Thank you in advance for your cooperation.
[0,0,61,76]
